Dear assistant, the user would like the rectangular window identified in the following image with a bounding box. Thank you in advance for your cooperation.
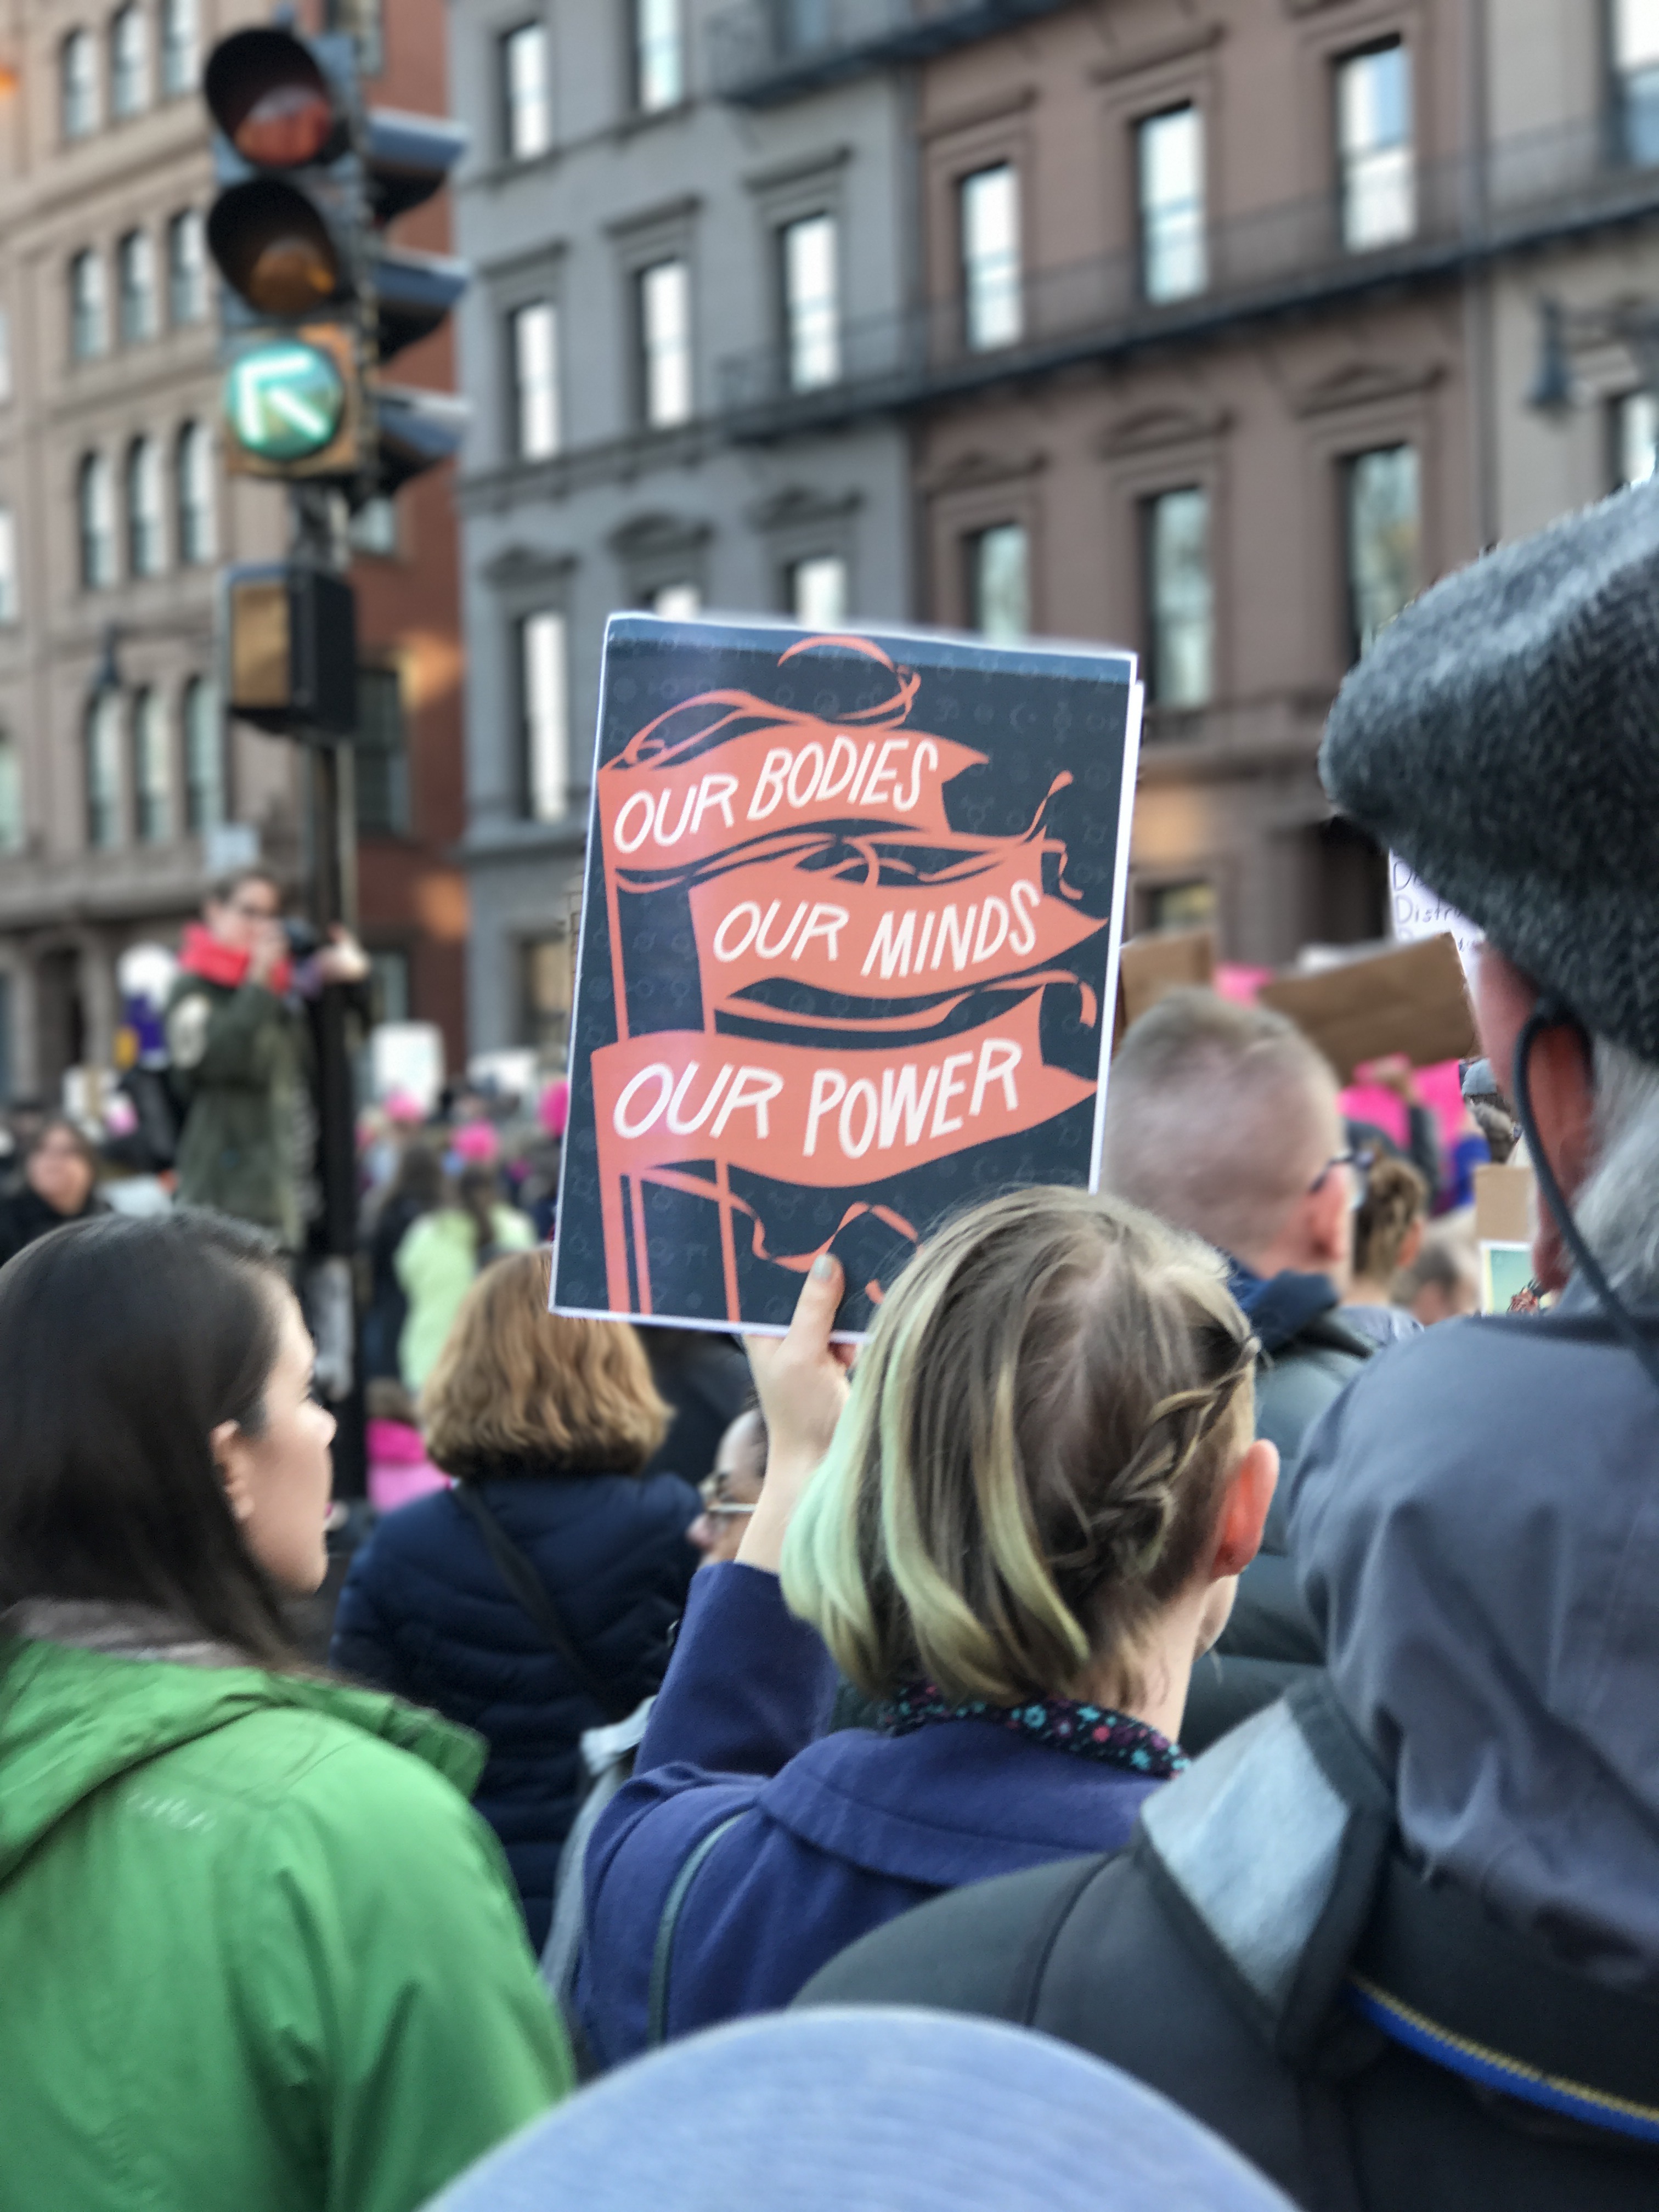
[639,258,692,428]
[349,494,399,557]
[782,212,840,392]
[354,665,408,836]
[510,300,561,459]
[789,552,848,627]
[70,251,108,361]
[0,309,13,405]
[651,581,702,620]
[635,0,683,114]
[118,230,156,345]
[183,677,223,833]
[501,21,551,161]
[967,522,1029,642]
[1337,42,1414,251]
[522,932,572,1054]
[1138,106,1206,303]
[168,210,207,325]
[0,509,18,623]
[1145,487,1213,708]
[1346,444,1420,658]
[368,949,411,1027]
[1616,388,1659,487]
[160,0,198,97]
[520,610,568,821]
[961,164,1022,352]
[1617,0,1659,163]
[1147,880,1218,933]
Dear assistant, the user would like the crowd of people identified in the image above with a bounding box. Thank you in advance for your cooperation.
[0,482,1655,2209]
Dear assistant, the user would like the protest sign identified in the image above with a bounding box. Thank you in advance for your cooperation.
[1113,927,1216,1051]
[552,617,1142,1336]
[1474,1161,1543,1314]
[1257,933,1477,1083]
[1390,856,1482,980]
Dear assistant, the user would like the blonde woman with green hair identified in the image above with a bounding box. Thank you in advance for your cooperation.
[577,1188,1278,2068]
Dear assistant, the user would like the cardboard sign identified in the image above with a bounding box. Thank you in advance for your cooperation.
[1390,857,1482,981]
[552,617,1143,1336]
[1113,928,1216,1051]
[1257,933,1477,1084]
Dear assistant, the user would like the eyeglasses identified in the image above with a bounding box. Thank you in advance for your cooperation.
[699,1476,759,1518]
[1308,1148,1375,1211]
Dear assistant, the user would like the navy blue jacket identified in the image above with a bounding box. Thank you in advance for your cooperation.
[330,1468,699,1948]
[578,1562,1163,2067]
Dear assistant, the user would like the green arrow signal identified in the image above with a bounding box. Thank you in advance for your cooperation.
[223,341,347,463]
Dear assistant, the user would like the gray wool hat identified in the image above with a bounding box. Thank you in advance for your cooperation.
[1319,480,1659,1065]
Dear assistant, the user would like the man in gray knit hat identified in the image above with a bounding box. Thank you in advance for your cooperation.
[796,486,1659,2211]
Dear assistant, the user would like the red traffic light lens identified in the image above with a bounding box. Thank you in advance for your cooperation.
[234,83,335,168]
[204,29,345,171]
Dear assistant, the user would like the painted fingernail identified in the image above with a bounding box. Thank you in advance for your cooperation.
[811,1252,838,1282]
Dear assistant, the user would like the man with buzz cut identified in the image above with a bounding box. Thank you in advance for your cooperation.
[1101,986,1373,1751]
[800,481,1659,2212]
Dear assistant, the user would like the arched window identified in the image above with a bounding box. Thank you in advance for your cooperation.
[78,452,115,589]
[160,0,197,97]
[0,730,22,855]
[61,29,98,141]
[69,248,108,361]
[126,436,163,577]
[176,420,215,565]
[183,675,223,833]
[109,3,149,118]
[117,228,156,344]
[85,691,122,848]
[133,686,171,843]
[167,208,206,325]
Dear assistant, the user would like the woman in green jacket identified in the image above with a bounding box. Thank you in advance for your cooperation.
[0,1209,572,2212]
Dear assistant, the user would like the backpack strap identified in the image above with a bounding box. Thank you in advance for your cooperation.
[453,1482,636,1726]
[646,1814,743,2048]
[1348,1855,1659,2150]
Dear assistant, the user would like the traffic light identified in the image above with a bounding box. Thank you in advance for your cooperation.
[203,25,470,494]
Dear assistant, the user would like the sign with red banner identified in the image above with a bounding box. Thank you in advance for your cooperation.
[552,618,1143,1337]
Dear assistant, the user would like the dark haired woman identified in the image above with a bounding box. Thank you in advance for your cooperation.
[0,1210,569,2212]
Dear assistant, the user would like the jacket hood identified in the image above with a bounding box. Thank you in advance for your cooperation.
[0,1632,483,1886]
[1224,1257,1355,1356]
[1288,1283,1659,1990]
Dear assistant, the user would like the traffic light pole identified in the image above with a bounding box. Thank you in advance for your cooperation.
[291,482,365,1498]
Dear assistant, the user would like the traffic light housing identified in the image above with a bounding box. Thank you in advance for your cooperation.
[204,26,470,494]
[224,563,359,738]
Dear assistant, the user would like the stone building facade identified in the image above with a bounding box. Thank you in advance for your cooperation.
[446,0,915,1053]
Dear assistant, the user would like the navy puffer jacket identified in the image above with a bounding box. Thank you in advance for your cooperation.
[330,1468,700,1948]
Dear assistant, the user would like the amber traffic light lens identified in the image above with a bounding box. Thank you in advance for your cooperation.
[246,233,337,314]
[207,181,345,316]
[234,84,335,168]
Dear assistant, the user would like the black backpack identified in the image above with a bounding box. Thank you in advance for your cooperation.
[799,1677,1659,2211]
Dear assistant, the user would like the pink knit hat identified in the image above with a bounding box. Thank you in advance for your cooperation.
[450,1119,500,1165]
[539,1078,571,1138]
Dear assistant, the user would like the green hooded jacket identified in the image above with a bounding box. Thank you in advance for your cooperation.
[0,1633,572,2212]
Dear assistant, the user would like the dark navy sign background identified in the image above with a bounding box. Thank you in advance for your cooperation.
[552,617,1141,1336]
